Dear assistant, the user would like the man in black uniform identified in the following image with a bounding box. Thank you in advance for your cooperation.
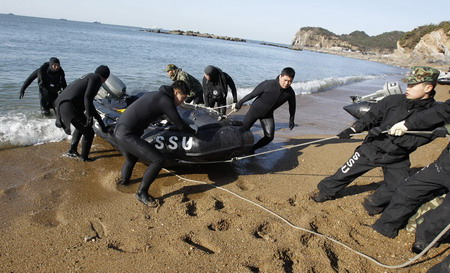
[19,57,67,116]
[54,65,110,162]
[234,67,296,153]
[114,81,196,206]
[202,65,237,115]
[310,66,441,217]
[372,96,450,255]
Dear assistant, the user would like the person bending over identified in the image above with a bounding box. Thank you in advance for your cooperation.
[165,64,204,104]
[55,65,110,161]
[202,65,237,115]
[114,81,196,206]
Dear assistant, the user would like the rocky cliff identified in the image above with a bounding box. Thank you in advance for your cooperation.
[291,24,450,68]
[291,27,357,52]
[392,28,450,66]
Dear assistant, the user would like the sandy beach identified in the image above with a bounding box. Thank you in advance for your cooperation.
[1,84,449,272]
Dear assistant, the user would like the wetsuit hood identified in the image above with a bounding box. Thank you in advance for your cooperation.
[48,57,61,73]
[159,85,174,99]
[204,65,221,82]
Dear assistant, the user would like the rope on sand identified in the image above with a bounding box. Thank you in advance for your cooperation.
[162,132,450,269]
[162,167,450,269]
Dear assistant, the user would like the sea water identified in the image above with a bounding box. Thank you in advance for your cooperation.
[0,14,406,149]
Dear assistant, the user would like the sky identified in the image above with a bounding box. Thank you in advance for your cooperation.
[1,0,449,44]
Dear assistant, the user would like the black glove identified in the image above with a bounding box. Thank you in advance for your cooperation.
[19,90,24,99]
[235,101,242,110]
[289,117,295,130]
[337,127,355,139]
[368,127,383,137]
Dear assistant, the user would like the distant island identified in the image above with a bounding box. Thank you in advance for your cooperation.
[141,29,246,42]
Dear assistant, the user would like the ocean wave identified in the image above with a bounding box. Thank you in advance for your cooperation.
[234,74,381,103]
[292,74,381,95]
[0,112,68,149]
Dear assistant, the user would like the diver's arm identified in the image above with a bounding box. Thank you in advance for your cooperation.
[84,76,102,123]
[19,69,38,98]
[235,81,265,109]
[164,103,195,134]
[60,69,67,90]
[225,73,238,103]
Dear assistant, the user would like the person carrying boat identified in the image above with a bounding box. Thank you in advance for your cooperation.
[310,66,442,217]
[19,57,67,116]
[114,81,196,207]
[233,67,296,153]
[372,96,450,255]
[165,64,204,104]
[202,65,237,115]
[54,65,110,161]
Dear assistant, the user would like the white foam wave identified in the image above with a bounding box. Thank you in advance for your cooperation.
[0,112,69,149]
[235,74,381,101]
[292,75,380,95]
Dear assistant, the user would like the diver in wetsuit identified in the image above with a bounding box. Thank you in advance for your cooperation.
[202,66,237,115]
[114,81,196,206]
[19,57,67,116]
[234,67,296,153]
[54,65,110,162]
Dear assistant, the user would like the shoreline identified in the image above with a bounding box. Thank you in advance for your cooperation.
[299,46,449,71]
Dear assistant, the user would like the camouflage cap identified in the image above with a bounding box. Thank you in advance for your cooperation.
[165,64,178,72]
[403,66,440,85]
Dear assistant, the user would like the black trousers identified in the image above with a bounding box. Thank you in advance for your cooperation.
[205,96,227,115]
[39,88,58,115]
[317,148,410,210]
[59,102,94,160]
[115,124,165,195]
[373,150,450,243]
[242,113,275,152]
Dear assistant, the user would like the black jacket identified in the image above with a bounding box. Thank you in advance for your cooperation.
[236,76,296,120]
[353,94,441,166]
[202,67,237,103]
[405,99,450,172]
[116,86,195,136]
[20,62,67,95]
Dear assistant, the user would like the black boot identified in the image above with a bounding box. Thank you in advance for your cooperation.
[135,192,159,207]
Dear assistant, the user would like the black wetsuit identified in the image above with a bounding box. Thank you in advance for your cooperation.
[20,62,67,115]
[54,73,106,160]
[317,94,440,214]
[202,67,237,115]
[236,76,296,151]
[373,99,450,247]
[114,85,195,198]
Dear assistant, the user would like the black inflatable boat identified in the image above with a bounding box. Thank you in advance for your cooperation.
[92,75,254,165]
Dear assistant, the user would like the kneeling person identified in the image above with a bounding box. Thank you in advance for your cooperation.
[114,81,196,206]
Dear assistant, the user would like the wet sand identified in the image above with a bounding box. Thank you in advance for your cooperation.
[0,84,449,272]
